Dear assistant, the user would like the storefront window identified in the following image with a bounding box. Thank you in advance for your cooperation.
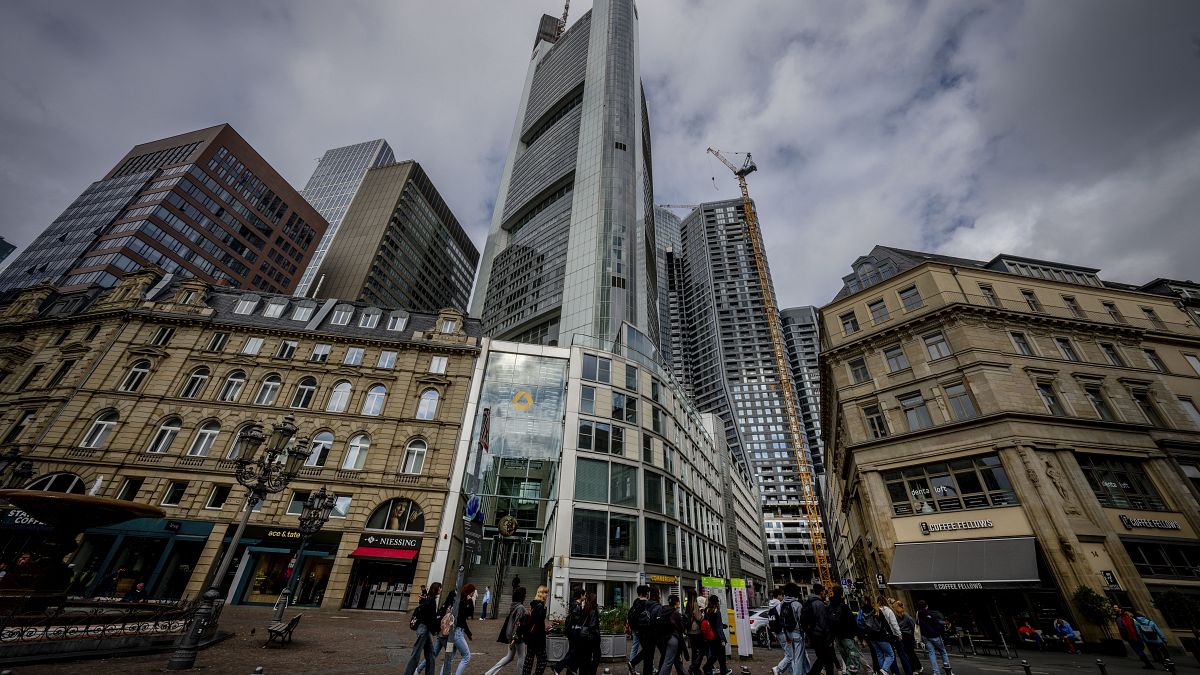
[1078,454,1167,511]
[884,454,1017,516]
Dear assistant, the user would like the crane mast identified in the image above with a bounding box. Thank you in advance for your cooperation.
[706,147,833,590]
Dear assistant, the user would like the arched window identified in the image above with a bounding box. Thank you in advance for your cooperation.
[119,360,151,392]
[361,385,387,416]
[416,389,439,420]
[326,381,352,413]
[26,472,86,494]
[187,421,221,457]
[254,374,282,406]
[401,439,427,474]
[81,412,119,449]
[290,377,318,409]
[218,370,246,402]
[306,431,334,467]
[366,498,425,532]
[146,417,182,454]
[226,424,256,460]
[179,366,210,399]
[342,434,369,471]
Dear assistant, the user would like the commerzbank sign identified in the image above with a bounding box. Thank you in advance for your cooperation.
[920,519,993,535]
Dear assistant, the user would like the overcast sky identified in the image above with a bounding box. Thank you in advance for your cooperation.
[1,0,1198,307]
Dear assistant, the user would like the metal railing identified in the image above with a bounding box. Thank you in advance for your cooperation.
[0,597,218,644]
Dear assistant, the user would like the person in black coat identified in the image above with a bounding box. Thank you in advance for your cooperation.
[521,586,551,675]
[405,582,443,675]
[701,595,728,675]
[553,588,588,675]
[657,595,689,675]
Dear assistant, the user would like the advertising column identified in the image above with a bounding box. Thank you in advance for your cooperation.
[701,576,731,656]
[730,578,752,658]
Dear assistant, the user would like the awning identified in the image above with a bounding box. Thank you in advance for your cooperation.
[889,536,1040,590]
[349,546,418,561]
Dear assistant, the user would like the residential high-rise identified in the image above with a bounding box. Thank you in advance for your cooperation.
[654,206,682,369]
[0,124,326,295]
[309,161,478,312]
[295,140,396,297]
[670,198,818,585]
[471,0,658,349]
[780,306,824,478]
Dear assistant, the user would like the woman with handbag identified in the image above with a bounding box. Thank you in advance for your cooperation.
[486,586,529,675]
[701,594,728,675]
[405,582,442,675]
[522,586,551,675]
[577,592,602,675]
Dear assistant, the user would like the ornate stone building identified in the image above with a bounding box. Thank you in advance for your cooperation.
[0,269,480,611]
[821,246,1200,642]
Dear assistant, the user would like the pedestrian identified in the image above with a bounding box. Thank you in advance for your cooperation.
[405,582,443,675]
[658,594,690,675]
[768,588,793,675]
[629,585,650,667]
[447,584,478,675]
[915,600,951,675]
[877,596,906,674]
[859,595,897,675]
[630,586,662,675]
[800,583,837,675]
[483,586,493,621]
[1052,618,1078,655]
[1115,605,1155,669]
[827,585,861,675]
[892,600,921,675]
[554,587,587,675]
[577,591,602,675]
[416,588,466,674]
[1133,611,1169,664]
[486,586,529,675]
[701,593,730,675]
[121,582,147,603]
[778,583,809,675]
[685,589,705,675]
[1017,621,1043,651]
[521,586,551,675]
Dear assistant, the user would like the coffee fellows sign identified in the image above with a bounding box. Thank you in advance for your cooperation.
[920,519,993,536]
[1119,515,1181,531]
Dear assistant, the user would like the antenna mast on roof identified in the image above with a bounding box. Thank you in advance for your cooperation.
[556,0,570,38]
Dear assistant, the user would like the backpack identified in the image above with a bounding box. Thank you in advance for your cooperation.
[701,618,716,641]
[858,610,885,640]
[1137,620,1158,643]
[654,604,674,635]
[831,602,856,636]
[780,600,800,633]
[635,600,660,634]
[630,598,647,631]
[767,605,783,634]
[440,606,455,637]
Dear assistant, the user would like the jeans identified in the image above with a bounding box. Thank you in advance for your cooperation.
[806,637,837,675]
[702,641,726,675]
[658,635,689,675]
[785,631,809,675]
[405,625,435,675]
[688,635,705,675]
[835,638,860,675]
[486,642,528,675]
[416,634,448,674]
[630,632,642,663]
[451,627,472,675]
[869,641,895,673]
[925,636,950,675]
[631,632,657,675]
[775,634,795,674]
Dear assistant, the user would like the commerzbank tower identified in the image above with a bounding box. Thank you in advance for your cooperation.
[471,0,659,353]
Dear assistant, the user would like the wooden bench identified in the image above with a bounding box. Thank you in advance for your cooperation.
[264,614,302,647]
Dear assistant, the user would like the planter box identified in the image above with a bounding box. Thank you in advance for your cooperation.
[547,636,568,662]
[600,634,628,660]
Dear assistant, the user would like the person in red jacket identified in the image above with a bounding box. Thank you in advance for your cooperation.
[1114,605,1155,670]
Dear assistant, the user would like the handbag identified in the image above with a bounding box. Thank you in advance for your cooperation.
[409,614,420,631]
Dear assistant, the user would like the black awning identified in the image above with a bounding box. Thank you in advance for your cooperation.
[888,536,1040,590]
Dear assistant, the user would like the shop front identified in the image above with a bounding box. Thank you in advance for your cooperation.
[65,517,214,601]
[223,525,341,606]
[342,532,421,611]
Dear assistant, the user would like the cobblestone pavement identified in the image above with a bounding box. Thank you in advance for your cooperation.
[10,606,1200,675]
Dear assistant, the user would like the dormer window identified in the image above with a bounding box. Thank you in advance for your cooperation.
[330,305,353,326]
[387,312,408,331]
[440,319,456,334]
[179,290,197,305]
[291,302,315,321]
[233,294,260,315]
[263,299,288,318]
[360,309,381,329]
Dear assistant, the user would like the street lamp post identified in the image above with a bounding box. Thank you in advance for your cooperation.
[167,415,311,671]
[0,446,34,488]
[273,485,336,622]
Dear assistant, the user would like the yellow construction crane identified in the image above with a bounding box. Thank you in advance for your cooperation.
[707,147,833,590]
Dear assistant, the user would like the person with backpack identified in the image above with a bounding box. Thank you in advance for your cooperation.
[859,595,896,675]
[630,587,664,675]
[800,583,837,675]
[701,594,730,675]
[828,585,860,675]
[776,583,809,675]
[405,582,443,675]
[415,588,458,674]
[768,588,793,675]
[892,601,919,675]
[1133,611,1169,664]
[658,594,690,675]
[629,585,651,667]
[1115,605,1156,669]
[685,589,705,675]
[521,586,551,675]
[486,586,529,675]
[553,588,588,675]
[916,600,951,675]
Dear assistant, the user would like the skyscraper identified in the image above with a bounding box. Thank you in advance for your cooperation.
[654,206,682,368]
[780,306,825,479]
[670,198,818,585]
[295,140,395,297]
[471,0,658,349]
[0,124,326,295]
[309,160,478,312]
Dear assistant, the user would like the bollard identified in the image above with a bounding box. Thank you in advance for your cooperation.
[253,667,265,674]
[741,668,751,675]
[1021,658,1032,675]
[1095,658,1107,675]
[1163,658,1176,673]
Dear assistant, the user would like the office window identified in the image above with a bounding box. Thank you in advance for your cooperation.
[206,332,229,352]
[326,381,352,413]
[868,299,889,324]
[1178,397,1200,429]
[840,311,860,335]
[416,389,439,419]
[1184,353,1200,376]
[291,304,314,321]
[576,459,609,502]
[146,417,182,454]
[612,392,637,423]
[1144,349,1168,373]
[1084,385,1116,421]
[263,300,287,318]
[254,375,282,405]
[644,473,664,513]
[1078,454,1166,511]
[1011,332,1035,356]
[119,361,150,392]
[1063,296,1084,318]
[150,326,175,346]
[610,513,638,562]
[242,337,264,355]
[581,386,595,415]
[1055,337,1081,362]
[848,357,870,384]
[979,283,998,307]
[899,392,934,431]
[361,385,387,416]
[307,431,334,467]
[47,360,77,388]
[1141,307,1166,330]
[1099,343,1126,367]
[571,509,608,558]
[117,477,144,501]
[625,365,638,391]
[342,434,370,470]
[218,370,246,402]
[863,404,889,439]
[290,377,318,409]
[1036,381,1066,416]
[582,354,612,383]
[310,343,331,363]
[387,314,407,331]
[899,286,923,311]
[186,421,221,457]
[343,347,364,365]
[161,481,188,506]
[330,306,353,325]
[884,344,909,372]
[360,312,380,328]
[943,383,978,420]
[1021,290,1044,313]
[1130,389,1166,427]
[642,433,653,464]
[276,340,298,360]
[377,351,397,369]
[883,454,1017,516]
[401,439,427,474]
[233,297,258,315]
[924,332,952,360]
[1103,301,1126,323]
[429,356,448,374]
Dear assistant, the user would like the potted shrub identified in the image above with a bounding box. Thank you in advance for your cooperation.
[1072,585,1124,656]
[599,604,629,659]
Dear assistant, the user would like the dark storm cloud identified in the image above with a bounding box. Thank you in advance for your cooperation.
[1,0,1198,306]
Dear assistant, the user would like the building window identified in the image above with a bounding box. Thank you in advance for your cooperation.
[343,434,370,470]
[863,403,889,439]
[263,300,287,318]
[1099,343,1126,367]
[286,490,310,515]
[978,283,998,307]
[206,332,229,352]
[429,356,447,374]
[117,477,144,501]
[575,458,609,503]
[387,314,407,331]
[1062,296,1084,318]
[644,518,667,565]
[401,439,427,474]
[1021,290,1044,313]
[612,392,637,423]
[219,370,246,402]
[848,357,870,385]
[146,417,182,454]
[1078,454,1166,511]
[1010,331,1035,356]
[254,375,282,406]
[81,412,118,448]
[331,495,352,518]
[47,360,77,388]
[344,347,364,366]
[884,344,909,372]
[378,351,397,369]
[883,454,1017,516]
[2,411,36,444]
[924,332,952,360]
[1130,388,1166,427]
[943,383,978,420]
[1184,353,1200,376]
[359,312,380,328]
[625,365,638,391]
[330,306,353,325]
[1036,381,1067,416]
[840,311,860,335]
[186,421,221,457]
[570,509,609,558]
[366,498,425,532]
[582,354,612,383]
[1180,397,1200,430]
[276,340,298,360]
[290,377,318,409]
[1143,349,1168,373]
[26,472,85,493]
[581,386,595,415]
[868,299,889,324]
[310,343,331,363]
[307,431,334,467]
[291,304,314,321]
[119,360,151,392]
[899,286,923,311]
[86,324,101,341]
[242,337,264,355]
[1141,307,1167,330]
[17,364,44,390]
[161,481,188,506]
[642,432,653,463]
[416,389,439,420]
[361,385,387,416]
[179,367,210,399]
[578,419,623,454]
[1124,541,1200,580]
[440,319,456,333]
[205,485,230,509]
[233,297,258,315]
[644,472,664,513]
[1055,337,1081,362]
[150,326,175,346]
[1084,385,1117,421]
[326,381,352,413]
[1103,301,1126,323]
[899,392,934,431]
[611,463,638,507]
